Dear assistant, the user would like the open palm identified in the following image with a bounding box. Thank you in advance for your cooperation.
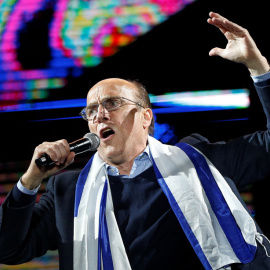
[208,12,268,75]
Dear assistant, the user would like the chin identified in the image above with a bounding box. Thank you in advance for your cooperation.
[99,146,123,162]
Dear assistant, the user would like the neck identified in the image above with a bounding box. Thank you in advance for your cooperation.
[113,159,135,175]
[103,147,146,176]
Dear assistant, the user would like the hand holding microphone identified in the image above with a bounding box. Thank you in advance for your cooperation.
[21,133,100,190]
[35,133,100,167]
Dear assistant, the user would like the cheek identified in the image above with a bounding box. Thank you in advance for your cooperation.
[88,123,96,133]
[121,111,142,134]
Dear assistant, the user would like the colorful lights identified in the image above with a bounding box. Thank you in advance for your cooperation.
[150,89,250,113]
[0,88,250,112]
[0,0,196,109]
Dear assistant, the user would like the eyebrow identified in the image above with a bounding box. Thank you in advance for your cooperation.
[86,95,120,109]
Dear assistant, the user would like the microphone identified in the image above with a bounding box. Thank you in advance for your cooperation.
[35,133,100,167]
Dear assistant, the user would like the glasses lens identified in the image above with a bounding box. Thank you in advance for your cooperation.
[86,104,99,119]
[80,110,89,121]
[82,98,122,120]
[103,98,121,111]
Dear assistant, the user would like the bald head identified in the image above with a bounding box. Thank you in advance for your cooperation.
[88,78,139,102]
[90,78,136,90]
[87,78,154,134]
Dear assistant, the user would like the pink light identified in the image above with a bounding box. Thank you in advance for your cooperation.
[1,62,21,70]
[151,0,184,15]
[0,43,17,51]
[114,7,123,15]
[24,70,44,79]
[0,0,46,70]
[1,52,16,61]
[49,0,72,58]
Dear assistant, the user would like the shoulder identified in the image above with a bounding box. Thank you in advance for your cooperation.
[178,133,227,163]
[179,133,211,146]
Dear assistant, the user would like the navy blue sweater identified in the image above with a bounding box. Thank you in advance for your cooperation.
[109,166,204,270]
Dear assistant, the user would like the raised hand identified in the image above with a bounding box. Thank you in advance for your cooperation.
[207,12,269,76]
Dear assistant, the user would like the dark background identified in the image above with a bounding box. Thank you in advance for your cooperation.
[1,0,270,235]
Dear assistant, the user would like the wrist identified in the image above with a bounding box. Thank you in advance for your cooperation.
[247,56,270,76]
[21,173,42,190]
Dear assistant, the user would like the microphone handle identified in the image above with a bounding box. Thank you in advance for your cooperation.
[69,138,90,154]
[35,138,91,167]
[35,153,55,167]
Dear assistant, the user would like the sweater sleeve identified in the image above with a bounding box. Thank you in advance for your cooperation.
[0,176,58,265]
[181,78,270,190]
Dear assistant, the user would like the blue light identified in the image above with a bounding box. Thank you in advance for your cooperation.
[0,89,250,113]
[29,116,82,122]
[210,118,249,122]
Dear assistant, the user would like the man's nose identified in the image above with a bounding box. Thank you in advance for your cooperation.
[95,104,108,122]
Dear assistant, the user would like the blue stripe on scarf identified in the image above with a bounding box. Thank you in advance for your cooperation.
[98,180,114,270]
[102,215,114,269]
[74,155,94,217]
[150,152,212,270]
[175,142,256,263]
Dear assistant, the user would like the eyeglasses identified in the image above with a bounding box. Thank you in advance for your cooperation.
[80,96,145,121]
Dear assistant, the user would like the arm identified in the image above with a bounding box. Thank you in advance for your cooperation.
[182,13,270,189]
[0,178,58,264]
[0,139,75,264]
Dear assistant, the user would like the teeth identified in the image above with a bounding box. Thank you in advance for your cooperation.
[102,128,111,134]
[101,128,114,139]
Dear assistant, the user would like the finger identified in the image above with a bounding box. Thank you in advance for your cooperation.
[34,143,57,165]
[56,139,70,164]
[55,152,75,172]
[47,140,70,165]
[208,12,242,30]
[44,146,61,165]
[207,18,227,35]
[209,12,227,21]
[37,140,68,166]
[208,17,232,30]
[211,16,245,34]
[209,47,225,57]
[66,152,76,166]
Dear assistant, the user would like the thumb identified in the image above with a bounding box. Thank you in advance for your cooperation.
[68,152,76,164]
[209,47,225,57]
[47,152,76,176]
[62,151,76,168]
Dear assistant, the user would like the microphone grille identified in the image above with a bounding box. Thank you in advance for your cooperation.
[83,133,100,151]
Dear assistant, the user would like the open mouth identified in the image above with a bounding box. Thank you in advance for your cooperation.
[101,128,115,139]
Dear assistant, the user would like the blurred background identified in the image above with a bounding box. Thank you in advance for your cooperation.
[1,0,270,268]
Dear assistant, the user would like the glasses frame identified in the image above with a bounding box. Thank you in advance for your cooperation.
[80,96,145,121]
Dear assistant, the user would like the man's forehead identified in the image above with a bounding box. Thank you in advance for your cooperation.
[87,78,136,100]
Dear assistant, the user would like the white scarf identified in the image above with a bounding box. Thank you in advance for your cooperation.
[73,136,260,270]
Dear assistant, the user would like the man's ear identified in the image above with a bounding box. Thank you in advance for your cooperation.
[142,108,153,129]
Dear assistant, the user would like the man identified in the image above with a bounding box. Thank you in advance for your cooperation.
[1,12,270,269]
